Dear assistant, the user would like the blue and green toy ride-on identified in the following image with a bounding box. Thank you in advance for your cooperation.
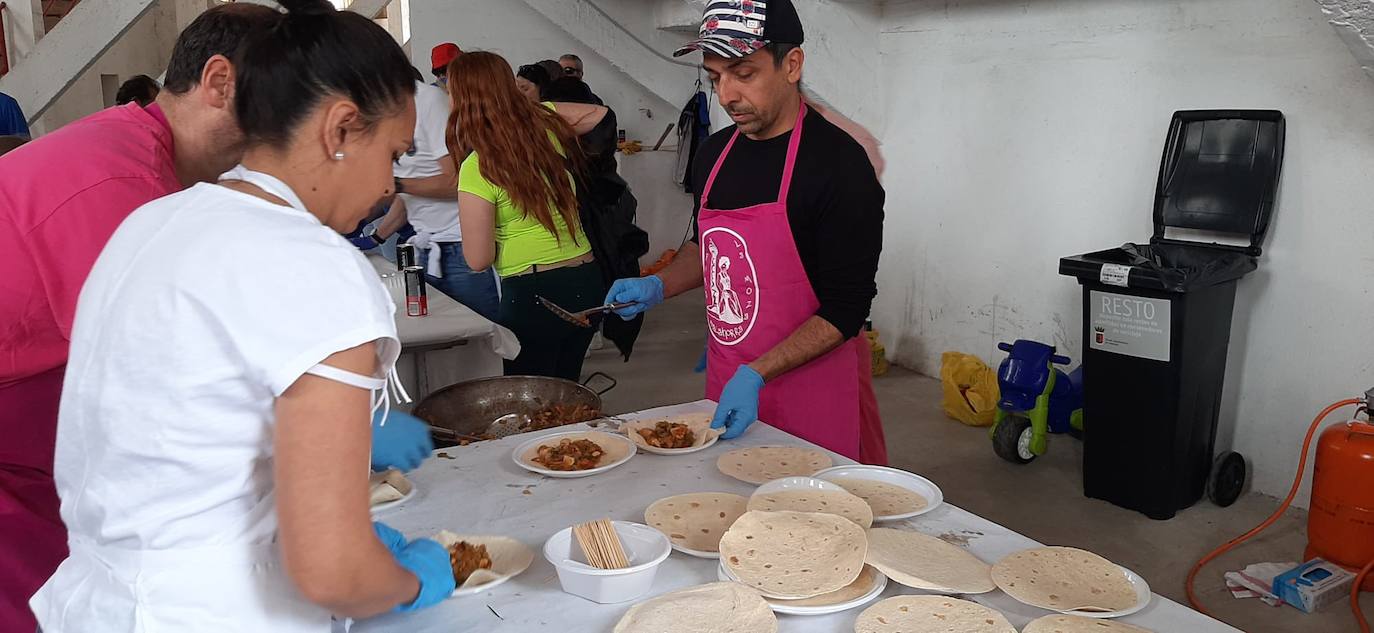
[990,340,1084,464]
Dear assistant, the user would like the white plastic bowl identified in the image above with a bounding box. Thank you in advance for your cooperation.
[752,476,850,498]
[543,521,671,604]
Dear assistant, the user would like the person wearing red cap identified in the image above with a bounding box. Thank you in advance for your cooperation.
[431,42,461,87]
[604,0,888,466]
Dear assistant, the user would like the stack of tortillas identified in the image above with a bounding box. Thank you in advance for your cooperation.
[863,528,994,594]
[778,565,882,607]
[614,582,777,633]
[644,492,748,554]
[992,547,1139,613]
[747,487,874,528]
[719,510,867,599]
[854,596,1015,633]
[1023,614,1155,633]
[717,446,832,484]
[833,478,929,517]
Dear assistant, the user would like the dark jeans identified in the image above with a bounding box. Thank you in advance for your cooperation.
[419,242,501,322]
[499,262,605,381]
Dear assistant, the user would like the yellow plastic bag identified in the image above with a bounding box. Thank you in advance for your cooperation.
[940,352,1001,427]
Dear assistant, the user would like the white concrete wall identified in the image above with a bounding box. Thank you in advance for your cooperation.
[38,0,179,132]
[872,0,1374,504]
[408,0,697,263]
[1317,0,1374,78]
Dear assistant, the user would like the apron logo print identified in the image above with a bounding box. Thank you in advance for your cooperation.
[702,227,759,346]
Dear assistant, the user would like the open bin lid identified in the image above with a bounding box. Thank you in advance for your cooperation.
[1152,110,1285,256]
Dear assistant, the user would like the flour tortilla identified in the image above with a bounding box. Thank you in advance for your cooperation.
[748,489,874,528]
[769,564,881,608]
[368,469,411,506]
[717,446,833,485]
[992,547,1137,612]
[433,531,535,590]
[854,595,1016,633]
[864,528,994,594]
[614,582,777,633]
[518,431,633,469]
[718,510,867,599]
[622,414,722,452]
[644,492,748,553]
[1023,614,1156,633]
[834,478,929,517]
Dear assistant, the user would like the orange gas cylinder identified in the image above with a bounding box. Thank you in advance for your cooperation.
[1306,415,1374,590]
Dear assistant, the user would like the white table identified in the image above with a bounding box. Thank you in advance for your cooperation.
[369,256,518,400]
[355,400,1241,633]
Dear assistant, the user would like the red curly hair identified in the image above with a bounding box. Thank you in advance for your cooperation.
[446,51,585,243]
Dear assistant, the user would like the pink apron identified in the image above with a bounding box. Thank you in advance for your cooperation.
[699,101,888,465]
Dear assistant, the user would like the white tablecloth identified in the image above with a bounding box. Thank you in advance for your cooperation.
[354,400,1241,633]
[370,255,518,399]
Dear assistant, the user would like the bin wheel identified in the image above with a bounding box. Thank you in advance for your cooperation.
[994,415,1037,464]
[1207,451,1246,508]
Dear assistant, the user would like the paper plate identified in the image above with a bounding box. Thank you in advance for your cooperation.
[812,465,944,521]
[621,414,723,456]
[433,532,535,598]
[718,562,888,615]
[1058,566,1152,619]
[512,430,635,478]
[993,547,1151,619]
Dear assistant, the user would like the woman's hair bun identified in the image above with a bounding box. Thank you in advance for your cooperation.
[277,0,333,16]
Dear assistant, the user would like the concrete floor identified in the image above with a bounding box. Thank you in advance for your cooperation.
[584,293,1373,633]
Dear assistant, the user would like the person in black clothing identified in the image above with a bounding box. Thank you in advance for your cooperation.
[603,0,886,464]
[543,76,649,361]
[515,63,552,102]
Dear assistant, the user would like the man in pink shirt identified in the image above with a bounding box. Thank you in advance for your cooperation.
[0,5,276,630]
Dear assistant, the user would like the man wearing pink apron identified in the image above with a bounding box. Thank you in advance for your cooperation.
[0,6,277,629]
[607,0,887,464]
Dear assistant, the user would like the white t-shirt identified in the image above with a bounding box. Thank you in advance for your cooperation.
[394,80,461,242]
[54,182,399,550]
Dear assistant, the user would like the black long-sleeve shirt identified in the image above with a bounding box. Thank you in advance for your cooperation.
[691,106,885,338]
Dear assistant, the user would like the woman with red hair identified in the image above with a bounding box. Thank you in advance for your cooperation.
[446,52,610,380]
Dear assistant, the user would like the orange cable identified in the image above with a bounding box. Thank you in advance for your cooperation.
[1185,398,1364,622]
[1355,557,1374,633]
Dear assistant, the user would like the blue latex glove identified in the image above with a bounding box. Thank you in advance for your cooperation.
[710,365,765,440]
[373,521,408,552]
[694,347,708,373]
[604,275,664,320]
[373,522,456,612]
[350,233,382,251]
[371,410,434,472]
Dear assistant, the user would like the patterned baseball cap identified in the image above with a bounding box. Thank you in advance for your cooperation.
[673,0,805,58]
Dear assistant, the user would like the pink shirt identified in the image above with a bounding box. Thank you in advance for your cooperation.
[0,103,179,470]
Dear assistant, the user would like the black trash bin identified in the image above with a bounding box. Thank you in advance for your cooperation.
[1059,110,1285,520]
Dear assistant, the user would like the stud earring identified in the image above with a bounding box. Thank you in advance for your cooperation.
[333,151,345,161]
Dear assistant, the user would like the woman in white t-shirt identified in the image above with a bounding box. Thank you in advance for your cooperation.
[30,2,456,631]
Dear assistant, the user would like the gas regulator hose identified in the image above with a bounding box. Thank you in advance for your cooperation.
[1184,398,1365,628]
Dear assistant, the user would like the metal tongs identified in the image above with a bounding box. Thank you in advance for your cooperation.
[536,296,636,328]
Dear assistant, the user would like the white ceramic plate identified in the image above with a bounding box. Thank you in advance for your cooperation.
[1055,565,1152,619]
[717,562,888,615]
[512,430,635,479]
[811,465,944,521]
[369,483,416,515]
